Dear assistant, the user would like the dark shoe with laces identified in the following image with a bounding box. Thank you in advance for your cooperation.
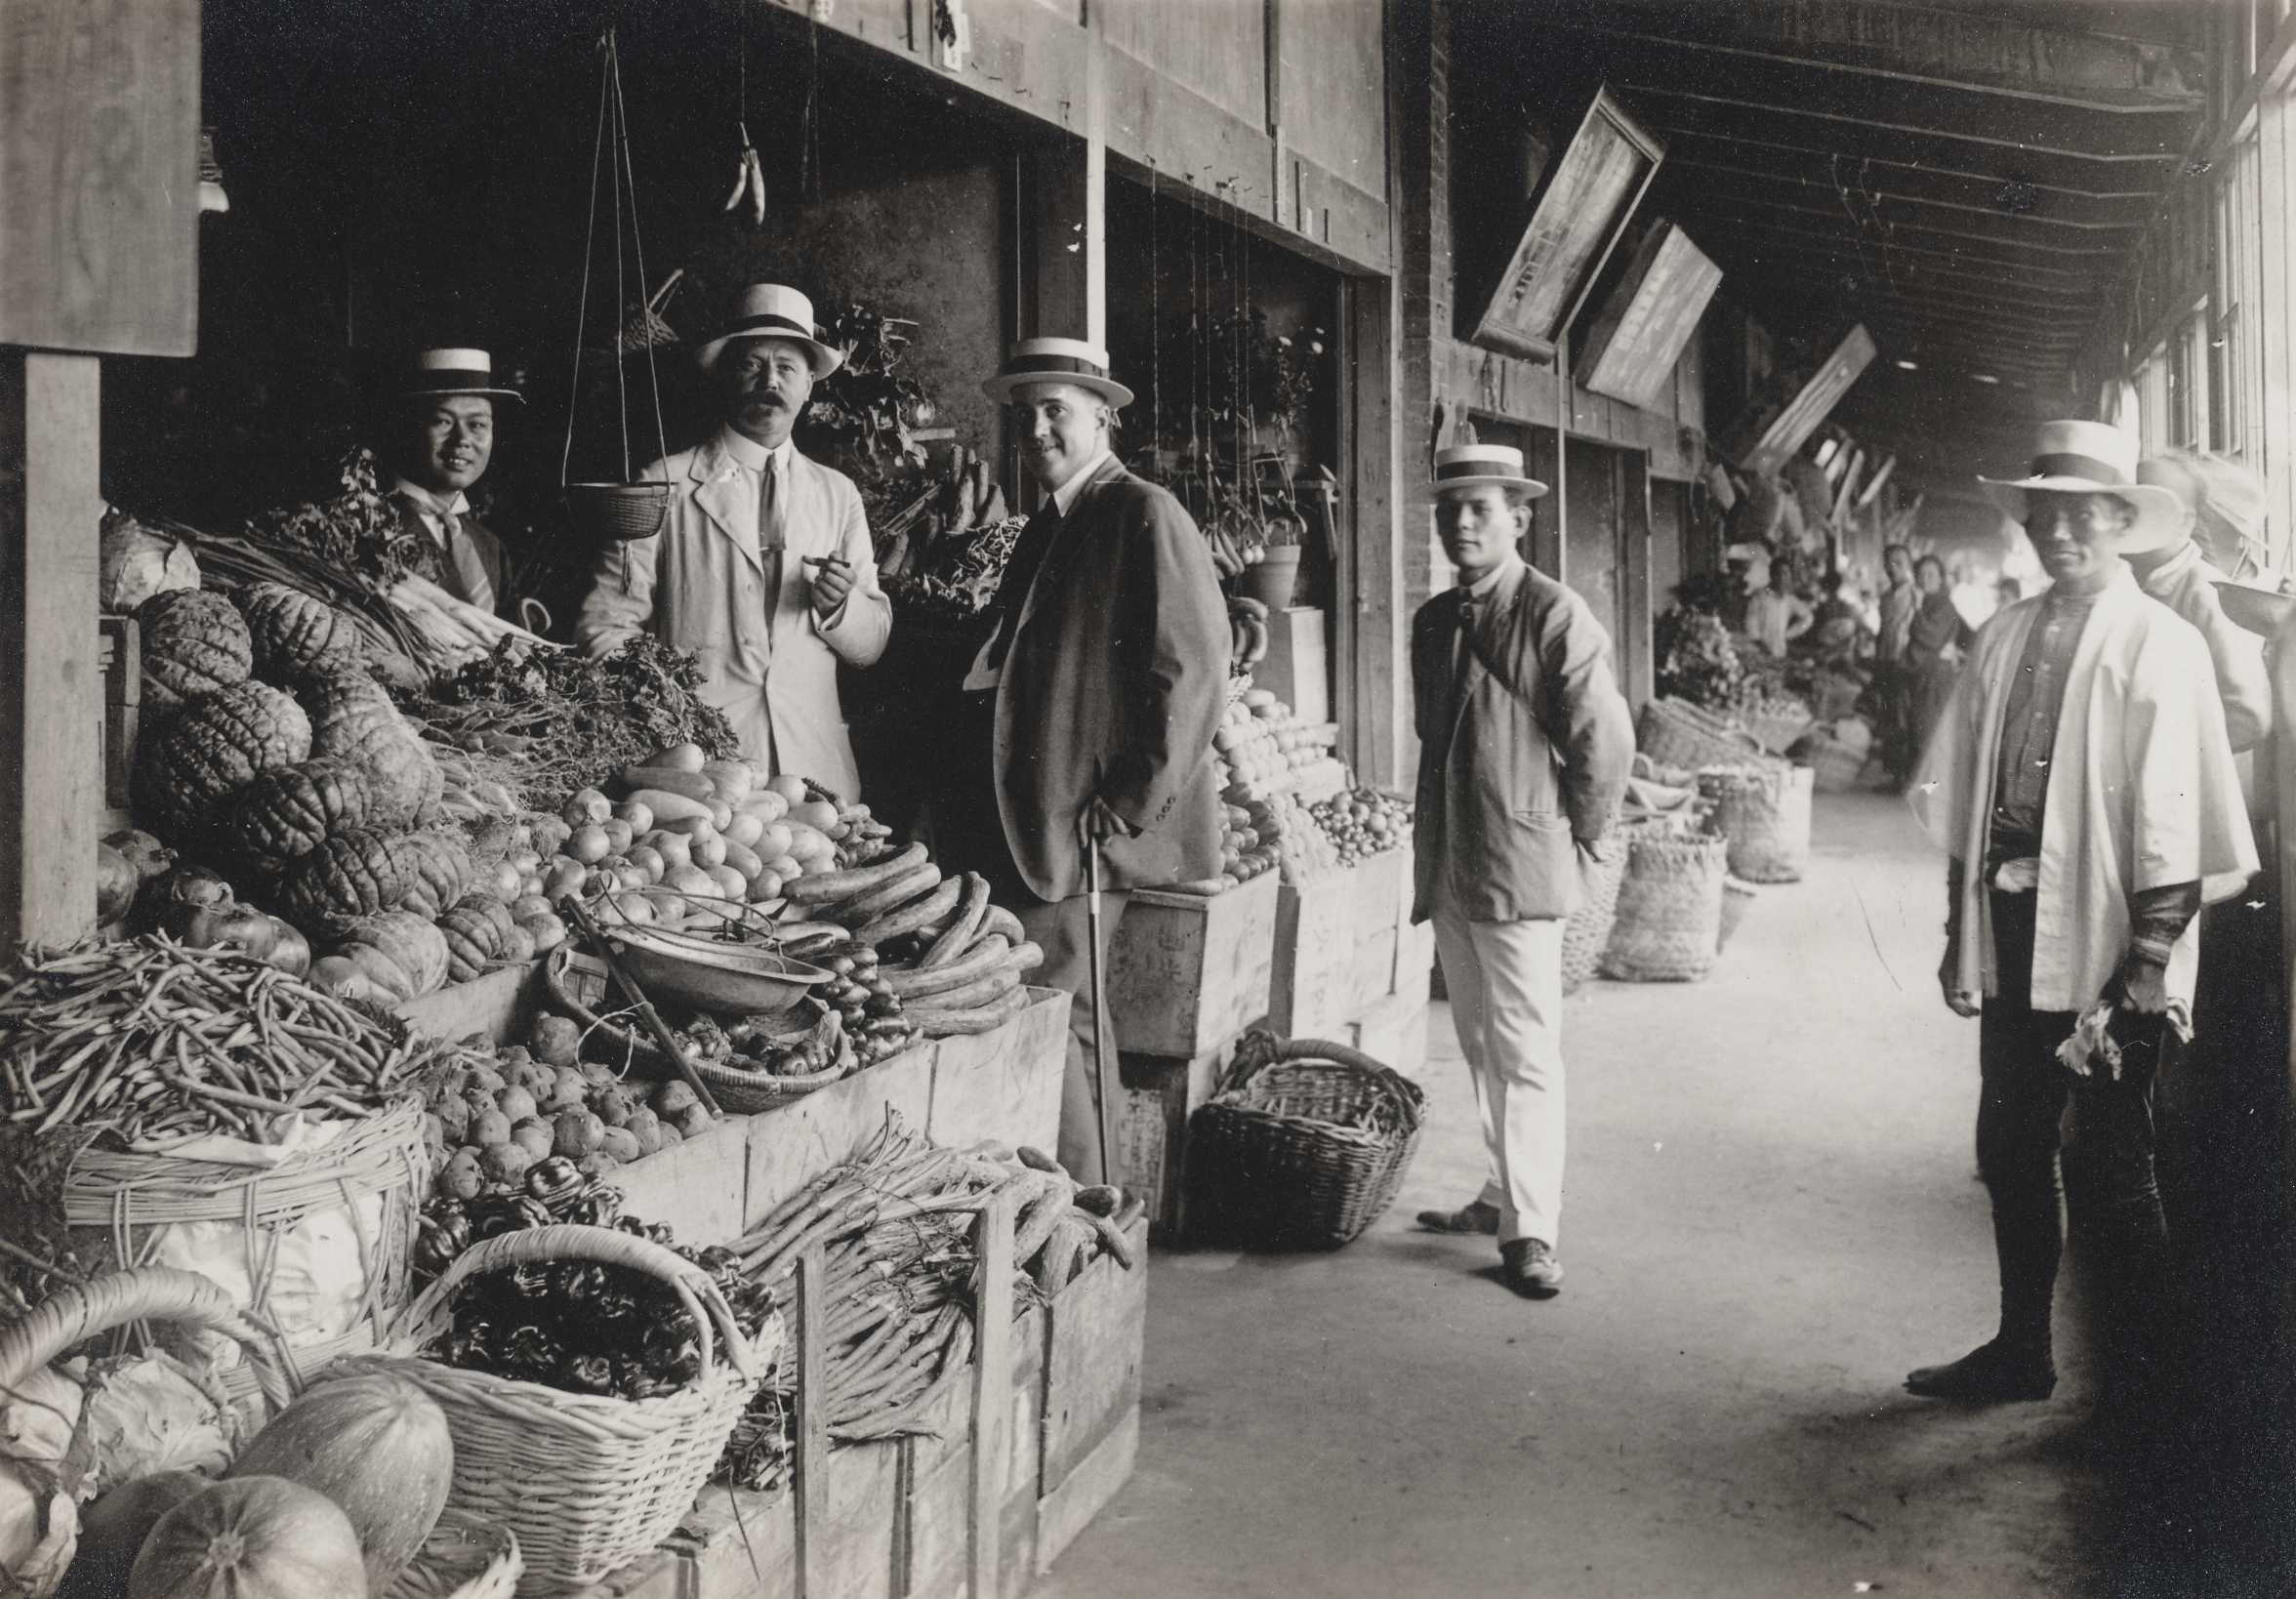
[1416,1200,1500,1235]
[1905,1339,2057,1402]
[1499,1238,1565,1298]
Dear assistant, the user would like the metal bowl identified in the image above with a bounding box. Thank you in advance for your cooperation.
[605,925,831,1015]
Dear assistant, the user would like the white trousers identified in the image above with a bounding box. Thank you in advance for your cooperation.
[1431,913,1567,1247]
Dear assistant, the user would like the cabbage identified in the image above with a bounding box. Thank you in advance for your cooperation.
[99,510,200,615]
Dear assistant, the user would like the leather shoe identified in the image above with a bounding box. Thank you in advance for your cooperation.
[1499,1238,1564,1298]
[1416,1201,1500,1235]
[1905,1339,2057,1402]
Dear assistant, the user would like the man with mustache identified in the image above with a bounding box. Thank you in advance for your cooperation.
[934,339,1229,1182]
[578,283,889,800]
[1906,420,2255,1420]
[384,348,522,619]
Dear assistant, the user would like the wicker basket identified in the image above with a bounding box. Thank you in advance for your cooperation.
[1698,764,1813,883]
[1717,879,1757,953]
[564,482,671,543]
[1187,1034,1425,1250]
[1561,836,1632,995]
[338,1224,761,1595]
[1599,836,1729,982]
[1636,697,1772,771]
[383,1508,522,1599]
[0,1264,297,1421]
[22,1100,428,1409]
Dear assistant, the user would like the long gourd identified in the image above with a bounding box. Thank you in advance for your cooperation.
[782,842,929,906]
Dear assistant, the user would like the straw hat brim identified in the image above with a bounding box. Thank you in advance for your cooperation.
[1436,473,1550,500]
[695,330,843,378]
[1976,474,2185,555]
[981,370,1134,408]
[397,384,524,405]
[2213,579,2296,639]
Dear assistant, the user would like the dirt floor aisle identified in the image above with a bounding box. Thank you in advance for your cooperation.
[1041,791,2129,1599]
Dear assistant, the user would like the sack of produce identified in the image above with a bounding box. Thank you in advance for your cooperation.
[1697,764,1812,883]
[0,938,434,1409]
[1600,835,1729,983]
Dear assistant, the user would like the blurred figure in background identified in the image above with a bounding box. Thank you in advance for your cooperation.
[1743,557,1815,658]
[1905,554,1974,772]
[2133,454,2271,753]
[1874,544,1919,781]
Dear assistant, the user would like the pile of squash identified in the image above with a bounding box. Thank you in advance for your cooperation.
[115,583,563,1001]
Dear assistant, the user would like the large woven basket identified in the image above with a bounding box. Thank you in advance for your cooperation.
[21,1099,428,1409]
[1637,697,1774,771]
[1600,835,1730,982]
[337,1224,761,1595]
[383,1508,522,1599]
[0,1264,298,1422]
[1188,1033,1425,1250]
[1698,764,1813,883]
[1561,836,1633,995]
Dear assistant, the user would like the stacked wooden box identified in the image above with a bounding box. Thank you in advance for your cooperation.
[1268,845,1432,1068]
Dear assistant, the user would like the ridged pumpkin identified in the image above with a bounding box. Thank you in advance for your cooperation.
[226,758,373,862]
[223,1374,451,1593]
[56,1470,207,1599]
[277,828,427,939]
[133,681,313,840]
[437,893,515,982]
[340,910,450,996]
[127,1475,369,1599]
[136,590,253,718]
[235,582,363,683]
[307,672,441,830]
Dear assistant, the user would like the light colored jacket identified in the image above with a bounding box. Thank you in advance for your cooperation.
[1411,560,1635,923]
[576,432,890,801]
[2135,541,2271,753]
[1909,566,2256,1010]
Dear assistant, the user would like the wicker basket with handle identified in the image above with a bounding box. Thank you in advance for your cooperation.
[0,1264,298,1422]
[1599,835,1730,983]
[1187,1033,1425,1250]
[334,1223,760,1595]
[382,1507,521,1599]
[1698,764,1813,883]
[1636,697,1776,772]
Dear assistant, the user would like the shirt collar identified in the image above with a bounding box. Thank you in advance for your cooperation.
[1046,449,1114,517]
[394,478,469,519]
[718,426,793,475]
[1459,552,1523,600]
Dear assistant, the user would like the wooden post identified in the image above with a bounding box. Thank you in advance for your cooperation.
[792,1246,831,1599]
[0,352,103,959]
[969,1186,1015,1598]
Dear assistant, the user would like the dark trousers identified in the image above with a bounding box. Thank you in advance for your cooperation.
[1979,890,2170,1379]
[935,690,1126,1184]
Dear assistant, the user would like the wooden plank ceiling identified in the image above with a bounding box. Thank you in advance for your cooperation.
[1480,1,2209,495]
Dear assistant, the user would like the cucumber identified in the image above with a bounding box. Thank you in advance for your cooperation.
[617,766,715,800]
[626,788,715,824]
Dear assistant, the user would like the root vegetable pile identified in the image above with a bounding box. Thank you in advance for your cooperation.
[0,935,428,1143]
[1307,788,1412,865]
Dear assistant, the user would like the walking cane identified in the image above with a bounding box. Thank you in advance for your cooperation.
[1083,813,1117,1185]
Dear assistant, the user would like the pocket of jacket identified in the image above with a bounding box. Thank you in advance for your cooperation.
[1512,809,1569,830]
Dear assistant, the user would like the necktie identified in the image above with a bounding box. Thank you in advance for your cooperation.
[758,455,786,643]
[982,501,1063,674]
[437,504,494,614]
[1448,590,1478,722]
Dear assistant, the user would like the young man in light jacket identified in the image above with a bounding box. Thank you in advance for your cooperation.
[1410,444,1635,1300]
[1907,421,2256,1414]
[578,284,889,800]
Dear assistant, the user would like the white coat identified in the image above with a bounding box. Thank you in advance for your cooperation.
[576,430,891,801]
[1909,565,2257,1010]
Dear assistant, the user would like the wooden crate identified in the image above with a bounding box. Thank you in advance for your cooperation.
[927,988,1069,1157]
[609,1115,755,1250]
[744,1042,941,1226]
[98,615,138,810]
[1268,871,1357,1038]
[1341,987,1430,1074]
[1112,1042,1236,1240]
[1251,606,1329,727]
[393,957,542,1046]
[1108,874,1280,1057]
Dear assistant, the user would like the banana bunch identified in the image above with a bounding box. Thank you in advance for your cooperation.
[1228,595,1270,675]
[722,122,766,226]
[1205,518,1248,578]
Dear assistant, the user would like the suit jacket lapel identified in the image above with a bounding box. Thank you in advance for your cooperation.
[690,435,764,577]
[1448,562,1527,742]
[1016,457,1125,637]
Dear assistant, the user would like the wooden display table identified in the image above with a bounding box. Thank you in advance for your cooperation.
[1106,874,1280,1057]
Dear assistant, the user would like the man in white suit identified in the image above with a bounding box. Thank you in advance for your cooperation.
[578,283,890,800]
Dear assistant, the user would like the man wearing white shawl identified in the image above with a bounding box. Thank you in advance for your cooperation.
[1906,421,2257,1411]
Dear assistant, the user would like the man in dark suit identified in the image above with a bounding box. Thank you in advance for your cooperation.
[937,338,1231,1181]
[382,348,521,619]
[1411,443,1635,1299]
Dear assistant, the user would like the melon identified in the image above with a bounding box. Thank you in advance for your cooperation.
[222,1373,450,1591]
[127,1476,368,1599]
[56,1470,208,1599]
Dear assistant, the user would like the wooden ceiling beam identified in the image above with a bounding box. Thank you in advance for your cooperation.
[1630,123,2163,202]
[1702,222,2105,283]
[1619,82,2182,165]
[1663,183,2136,255]
[1551,1,2203,109]
[1666,157,2151,233]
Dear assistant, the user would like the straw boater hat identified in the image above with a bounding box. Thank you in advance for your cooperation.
[1975,419,2183,554]
[393,348,522,404]
[1433,442,1549,500]
[694,284,843,377]
[980,338,1133,408]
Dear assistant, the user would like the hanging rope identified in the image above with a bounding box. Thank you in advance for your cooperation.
[1149,161,1161,472]
[560,37,614,491]
[610,31,671,473]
